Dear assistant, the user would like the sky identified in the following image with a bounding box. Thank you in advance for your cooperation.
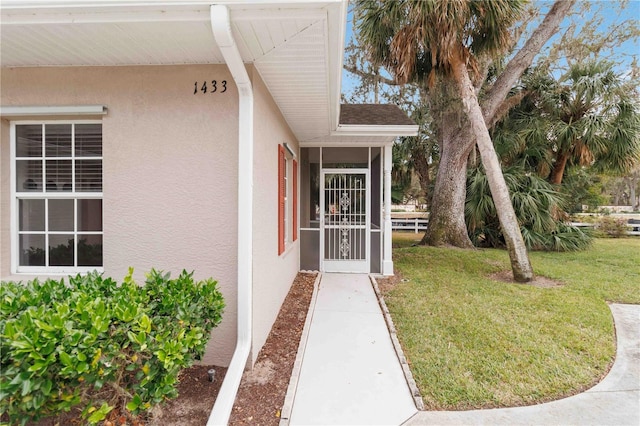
[341,0,640,99]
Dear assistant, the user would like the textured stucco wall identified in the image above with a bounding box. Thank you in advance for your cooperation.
[250,67,300,365]
[0,65,239,366]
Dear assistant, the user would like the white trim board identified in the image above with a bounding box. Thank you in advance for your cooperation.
[0,105,107,117]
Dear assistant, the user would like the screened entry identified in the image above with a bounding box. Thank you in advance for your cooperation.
[299,147,385,273]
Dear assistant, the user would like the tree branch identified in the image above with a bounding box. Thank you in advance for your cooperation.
[343,65,399,86]
[482,0,576,124]
[487,91,529,130]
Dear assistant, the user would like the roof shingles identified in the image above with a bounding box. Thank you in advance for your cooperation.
[339,104,415,126]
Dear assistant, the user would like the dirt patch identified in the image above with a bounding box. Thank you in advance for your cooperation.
[24,365,227,426]
[375,272,403,295]
[147,365,227,426]
[489,270,564,288]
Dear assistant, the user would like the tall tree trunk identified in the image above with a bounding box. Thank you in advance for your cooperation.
[422,83,474,247]
[421,126,474,248]
[412,146,432,202]
[549,151,570,184]
[420,0,575,249]
[451,53,533,282]
[625,176,638,210]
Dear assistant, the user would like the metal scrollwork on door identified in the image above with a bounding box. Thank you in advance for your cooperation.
[339,191,351,258]
[340,191,350,211]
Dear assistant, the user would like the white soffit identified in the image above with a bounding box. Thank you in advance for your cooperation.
[1,21,223,66]
[254,20,330,141]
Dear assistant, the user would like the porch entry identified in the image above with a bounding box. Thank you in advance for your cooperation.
[321,169,369,273]
[300,147,384,274]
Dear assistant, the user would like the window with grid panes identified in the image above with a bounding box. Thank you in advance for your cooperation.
[13,122,103,272]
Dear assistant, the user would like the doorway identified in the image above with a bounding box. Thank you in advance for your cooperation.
[321,169,369,273]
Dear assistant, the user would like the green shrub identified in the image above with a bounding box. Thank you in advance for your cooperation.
[594,216,629,238]
[0,269,224,425]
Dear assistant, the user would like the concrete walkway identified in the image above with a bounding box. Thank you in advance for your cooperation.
[284,273,418,425]
[282,273,639,426]
[403,303,640,426]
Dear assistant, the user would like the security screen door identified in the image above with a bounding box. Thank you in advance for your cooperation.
[320,169,369,273]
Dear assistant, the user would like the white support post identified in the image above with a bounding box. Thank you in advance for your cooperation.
[382,143,394,275]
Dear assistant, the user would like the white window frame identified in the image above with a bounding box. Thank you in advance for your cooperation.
[10,120,104,275]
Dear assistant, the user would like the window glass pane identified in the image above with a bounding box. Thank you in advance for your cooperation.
[49,235,74,266]
[75,124,102,157]
[14,121,103,271]
[300,148,320,228]
[48,199,74,231]
[78,199,102,231]
[45,124,72,157]
[45,160,72,192]
[19,234,45,266]
[16,125,42,157]
[78,234,102,267]
[19,199,45,231]
[16,160,42,192]
[76,160,102,192]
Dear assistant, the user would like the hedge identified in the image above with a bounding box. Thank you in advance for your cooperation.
[0,269,224,425]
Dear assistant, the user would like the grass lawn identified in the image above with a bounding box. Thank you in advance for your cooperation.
[386,232,640,410]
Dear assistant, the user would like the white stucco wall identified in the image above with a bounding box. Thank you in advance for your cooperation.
[0,65,239,366]
[250,68,300,365]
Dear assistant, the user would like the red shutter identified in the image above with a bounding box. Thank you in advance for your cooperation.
[278,145,285,255]
[292,159,298,242]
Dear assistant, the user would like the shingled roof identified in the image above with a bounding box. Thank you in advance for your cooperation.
[339,104,415,126]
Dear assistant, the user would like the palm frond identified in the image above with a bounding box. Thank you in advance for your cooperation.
[354,0,526,84]
[466,167,592,251]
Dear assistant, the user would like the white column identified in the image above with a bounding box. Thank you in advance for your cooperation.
[382,143,394,275]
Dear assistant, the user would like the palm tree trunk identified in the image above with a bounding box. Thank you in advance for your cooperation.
[450,52,533,282]
[549,151,570,184]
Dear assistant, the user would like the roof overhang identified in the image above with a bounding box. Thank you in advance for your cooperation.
[334,124,420,137]
[294,124,418,147]
[0,0,347,142]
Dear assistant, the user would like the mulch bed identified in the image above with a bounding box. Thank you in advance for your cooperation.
[229,272,316,425]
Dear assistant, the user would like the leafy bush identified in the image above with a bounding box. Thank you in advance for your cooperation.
[0,269,224,425]
[466,168,592,251]
[594,216,629,238]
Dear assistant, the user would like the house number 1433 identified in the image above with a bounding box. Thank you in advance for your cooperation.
[194,80,227,94]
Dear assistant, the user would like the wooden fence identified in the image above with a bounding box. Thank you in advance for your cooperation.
[391,218,640,236]
[391,218,428,233]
